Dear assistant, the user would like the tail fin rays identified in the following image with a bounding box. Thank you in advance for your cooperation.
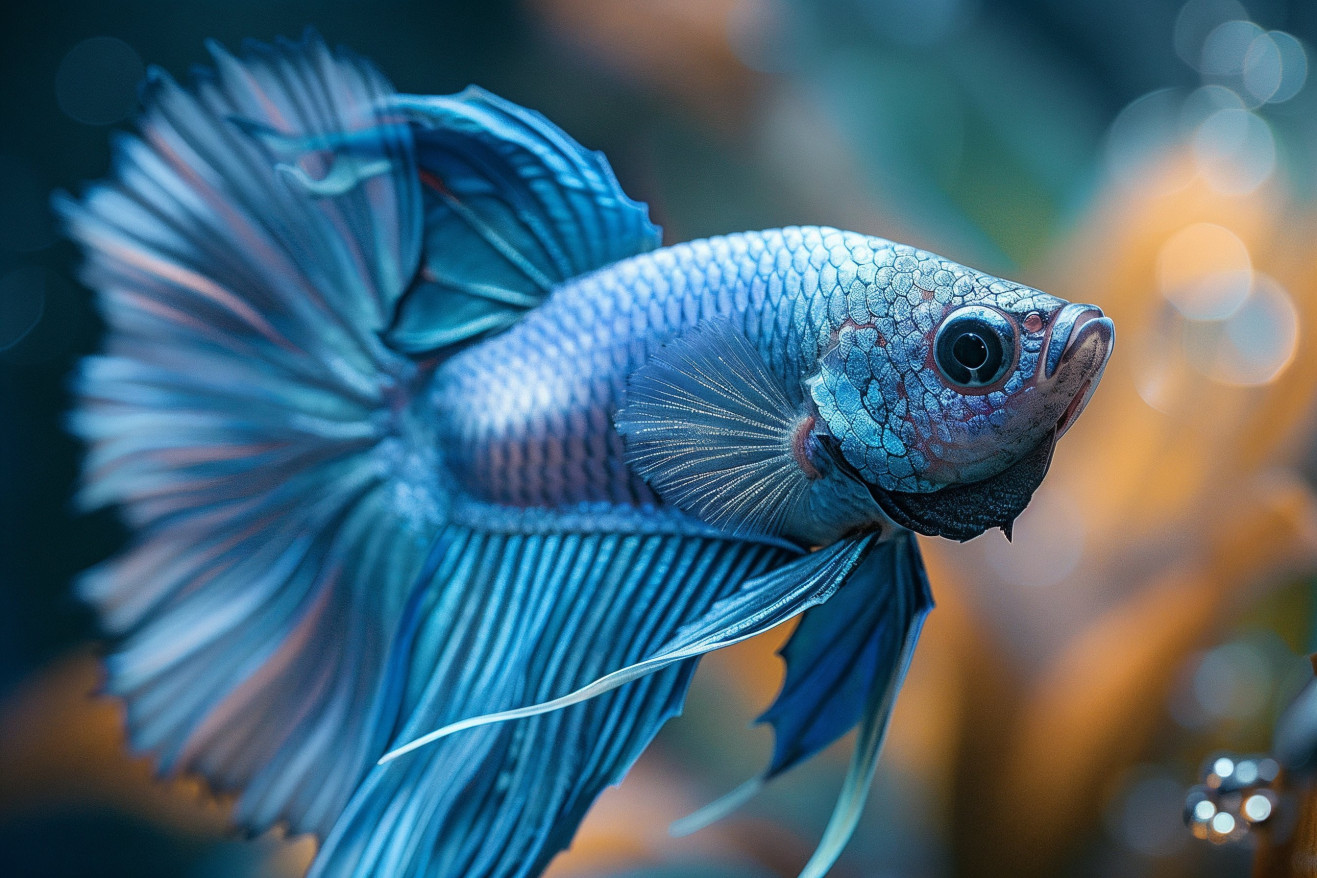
[63,33,439,837]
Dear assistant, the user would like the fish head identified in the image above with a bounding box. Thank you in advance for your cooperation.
[807,248,1113,540]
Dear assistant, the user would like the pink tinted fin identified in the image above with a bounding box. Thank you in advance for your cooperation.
[60,33,438,837]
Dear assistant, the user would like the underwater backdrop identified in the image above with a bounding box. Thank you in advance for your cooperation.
[5,1,1317,877]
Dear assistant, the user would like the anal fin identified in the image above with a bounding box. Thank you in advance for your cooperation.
[318,515,795,877]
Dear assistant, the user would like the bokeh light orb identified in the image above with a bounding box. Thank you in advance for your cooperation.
[1199,19,1263,78]
[1105,88,1191,192]
[1242,792,1273,823]
[1242,31,1283,103]
[1191,106,1275,194]
[1265,30,1308,103]
[1174,0,1248,70]
[1156,223,1251,320]
[1181,272,1298,386]
[55,36,144,126]
[0,266,45,352]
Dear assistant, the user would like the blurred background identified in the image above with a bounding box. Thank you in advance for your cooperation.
[5,0,1317,875]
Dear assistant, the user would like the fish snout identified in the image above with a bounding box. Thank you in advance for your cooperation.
[1042,303,1114,438]
[1043,304,1113,379]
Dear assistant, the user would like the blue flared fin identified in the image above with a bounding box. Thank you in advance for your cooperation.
[379,89,661,355]
[61,34,443,837]
[383,285,523,356]
[380,534,875,761]
[761,532,932,777]
[615,321,814,539]
[800,571,932,878]
[672,533,932,855]
[313,522,792,877]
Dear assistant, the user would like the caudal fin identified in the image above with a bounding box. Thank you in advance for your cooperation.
[60,33,440,837]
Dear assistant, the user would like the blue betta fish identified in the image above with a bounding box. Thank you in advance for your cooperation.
[60,34,1113,878]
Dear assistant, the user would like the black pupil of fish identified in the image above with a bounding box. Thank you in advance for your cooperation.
[935,314,1009,387]
[952,332,989,370]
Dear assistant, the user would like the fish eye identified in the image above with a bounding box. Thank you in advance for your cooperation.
[933,306,1014,388]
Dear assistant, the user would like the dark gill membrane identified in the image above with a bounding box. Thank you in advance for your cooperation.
[869,431,1057,541]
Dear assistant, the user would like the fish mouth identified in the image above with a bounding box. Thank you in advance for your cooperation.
[1044,304,1113,378]
[1045,304,1113,439]
[1056,377,1092,439]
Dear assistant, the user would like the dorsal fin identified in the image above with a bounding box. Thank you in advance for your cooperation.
[388,89,661,354]
[385,88,661,355]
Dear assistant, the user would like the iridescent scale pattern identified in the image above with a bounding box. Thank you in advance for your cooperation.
[439,225,1064,507]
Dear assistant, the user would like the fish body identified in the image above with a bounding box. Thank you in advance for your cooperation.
[61,35,1112,878]
[442,227,1106,546]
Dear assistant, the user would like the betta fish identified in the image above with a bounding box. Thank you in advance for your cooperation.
[59,34,1113,878]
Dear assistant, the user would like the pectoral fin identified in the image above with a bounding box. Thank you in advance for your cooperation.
[615,321,819,539]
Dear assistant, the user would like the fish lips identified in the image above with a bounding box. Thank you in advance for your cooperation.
[1047,304,1113,439]
[859,303,1113,542]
